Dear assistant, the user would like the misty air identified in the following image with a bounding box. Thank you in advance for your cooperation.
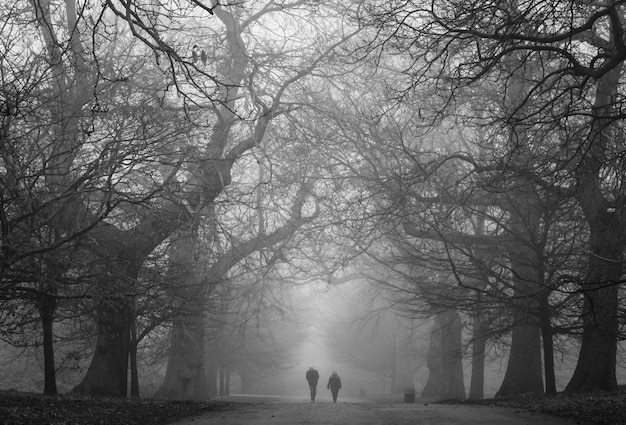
[0,1,625,425]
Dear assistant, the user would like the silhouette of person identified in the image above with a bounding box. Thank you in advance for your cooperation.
[327,370,342,403]
[306,366,320,402]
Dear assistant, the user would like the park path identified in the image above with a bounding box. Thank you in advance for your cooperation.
[170,395,574,425]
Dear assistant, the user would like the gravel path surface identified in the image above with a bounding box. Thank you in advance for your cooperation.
[170,395,575,425]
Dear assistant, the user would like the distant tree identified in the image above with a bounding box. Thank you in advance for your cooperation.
[421,310,465,400]
[207,278,307,395]
[320,281,418,394]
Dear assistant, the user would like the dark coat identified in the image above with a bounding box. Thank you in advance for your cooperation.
[306,369,319,385]
[327,375,341,391]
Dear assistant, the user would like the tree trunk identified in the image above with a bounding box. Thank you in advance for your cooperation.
[468,310,487,399]
[421,318,443,398]
[496,315,543,397]
[206,361,219,396]
[391,324,415,394]
[157,225,209,400]
[392,356,414,394]
[422,311,465,400]
[440,310,465,400]
[157,317,209,399]
[495,247,544,397]
[129,320,140,397]
[565,216,621,393]
[539,294,556,395]
[225,367,231,396]
[239,370,253,394]
[219,366,226,396]
[73,298,132,397]
[496,205,545,397]
[39,292,57,395]
[566,61,623,394]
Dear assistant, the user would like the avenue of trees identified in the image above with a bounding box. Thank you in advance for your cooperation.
[1,0,626,400]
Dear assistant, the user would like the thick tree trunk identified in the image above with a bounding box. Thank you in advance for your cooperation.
[496,241,544,397]
[440,310,465,400]
[565,285,618,393]
[468,311,487,399]
[565,216,621,393]
[496,207,545,397]
[392,358,414,394]
[239,371,253,394]
[422,311,465,400]
[73,298,132,396]
[566,62,623,393]
[157,317,209,399]
[39,292,57,395]
[391,326,415,394]
[421,318,443,398]
[157,225,209,400]
[71,254,144,397]
[129,321,140,397]
[495,316,543,397]
[206,361,219,396]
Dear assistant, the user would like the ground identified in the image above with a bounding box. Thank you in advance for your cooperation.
[0,391,228,425]
[169,396,572,425]
[0,390,625,425]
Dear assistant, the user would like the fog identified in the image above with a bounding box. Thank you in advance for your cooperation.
[4,0,626,401]
[222,279,602,400]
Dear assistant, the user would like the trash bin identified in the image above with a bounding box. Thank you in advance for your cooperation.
[403,388,415,403]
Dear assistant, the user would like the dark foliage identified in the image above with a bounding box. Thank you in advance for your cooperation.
[0,391,233,425]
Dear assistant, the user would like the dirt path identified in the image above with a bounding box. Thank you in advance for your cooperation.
[170,395,574,425]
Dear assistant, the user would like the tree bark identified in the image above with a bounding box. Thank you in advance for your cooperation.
[391,325,415,394]
[206,361,219,396]
[39,292,58,395]
[468,310,487,399]
[496,192,545,397]
[565,214,621,392]
[421,318,443,398]
[157,225,210,400]
[157,317,209,399]
[539,294,556,395]
[566,56,623,394]
[219,366,226,396]
[129,319,140,397]
[422,311,465,400]
[225,367,231,396]
[440,310,465,400]
[496,236,544,397]
[73,297,132,397]
[495,316,543,397]
[495,301,544,397]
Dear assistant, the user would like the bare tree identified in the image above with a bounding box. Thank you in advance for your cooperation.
[359,0,626,394]
[2,0,359,397]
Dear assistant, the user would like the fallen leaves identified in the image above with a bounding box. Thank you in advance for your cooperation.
[0,390,232,425]
[445,391,626,425]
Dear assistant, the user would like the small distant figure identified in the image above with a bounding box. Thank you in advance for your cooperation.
[327,370,342,403]
[306,366,320,402]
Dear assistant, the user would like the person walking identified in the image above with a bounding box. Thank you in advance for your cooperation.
[306,367,320,402]
[327,370,342,403]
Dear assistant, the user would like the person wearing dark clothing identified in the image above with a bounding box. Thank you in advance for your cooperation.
[327,371,342,403]
[306,367,320,402]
